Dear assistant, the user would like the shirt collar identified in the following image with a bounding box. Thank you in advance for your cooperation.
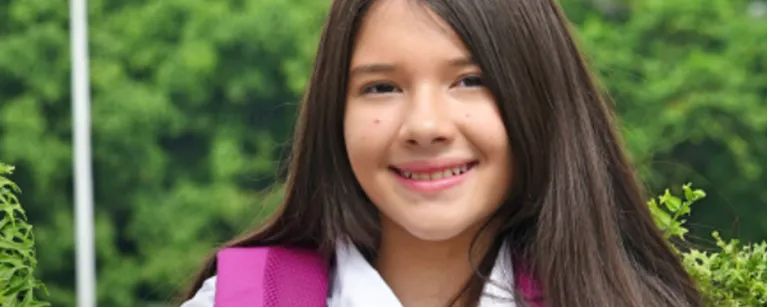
[327,240,518,307]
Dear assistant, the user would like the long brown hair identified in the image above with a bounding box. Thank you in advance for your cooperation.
[184,0,703,306]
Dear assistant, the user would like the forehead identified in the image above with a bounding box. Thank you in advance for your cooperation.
[350,0,471,67]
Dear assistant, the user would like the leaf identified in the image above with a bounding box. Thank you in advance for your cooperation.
[662,189,683,212]
[0,163,49,305]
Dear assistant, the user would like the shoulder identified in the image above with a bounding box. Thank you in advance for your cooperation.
[180,276,217,307]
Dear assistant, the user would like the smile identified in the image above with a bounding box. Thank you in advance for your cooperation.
[390,161,478,193]
[395,163,474,181]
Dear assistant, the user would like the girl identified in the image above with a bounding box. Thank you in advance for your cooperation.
[182,0,703,306]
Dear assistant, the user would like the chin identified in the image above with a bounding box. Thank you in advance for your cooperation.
[401,221,472,242]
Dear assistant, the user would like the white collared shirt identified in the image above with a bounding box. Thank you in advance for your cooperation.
[181,242,517,307]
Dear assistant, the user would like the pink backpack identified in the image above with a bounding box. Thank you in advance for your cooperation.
[214,246,329,307]
[214,246,543,307]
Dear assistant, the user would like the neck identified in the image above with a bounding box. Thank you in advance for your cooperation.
[374,220,498,307]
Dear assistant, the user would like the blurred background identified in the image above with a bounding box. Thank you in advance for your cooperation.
[0,0,765,305]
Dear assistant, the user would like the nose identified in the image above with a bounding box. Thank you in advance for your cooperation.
[399,89,456,148]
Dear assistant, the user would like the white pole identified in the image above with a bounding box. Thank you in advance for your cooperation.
[70,0,96,305]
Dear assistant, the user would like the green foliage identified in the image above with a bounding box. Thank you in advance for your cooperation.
[650,184,767,306]
[684,233,767,306]
[1,0,328,305]
[648,183,707,241]
[570,0,767,242]
[0,163,49,307]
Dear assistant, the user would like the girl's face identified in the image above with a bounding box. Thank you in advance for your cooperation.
[344,0,512,242]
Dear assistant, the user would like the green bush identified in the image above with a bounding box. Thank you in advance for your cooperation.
[0,162,49,307]
[651,184,767,306]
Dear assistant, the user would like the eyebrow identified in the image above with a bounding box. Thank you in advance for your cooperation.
[447,57,476,67]
[349,57,477,77]
[349,63,396,77]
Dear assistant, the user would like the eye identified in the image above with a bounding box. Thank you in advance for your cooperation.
[361,82,400,95]
[455,75,484,88]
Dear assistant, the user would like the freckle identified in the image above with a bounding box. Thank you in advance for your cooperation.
[465,113,471,119]
[374,119,380,124]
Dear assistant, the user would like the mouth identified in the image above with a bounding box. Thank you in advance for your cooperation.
[389,161,479,181]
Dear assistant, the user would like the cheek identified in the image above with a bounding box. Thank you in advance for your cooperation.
[345,118,384,147]
[344,108,396,171]
[462,105,513,202]
[344,119,368,161]
[461,107,509,155]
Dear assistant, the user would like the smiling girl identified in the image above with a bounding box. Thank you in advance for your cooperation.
[181,0,703,306]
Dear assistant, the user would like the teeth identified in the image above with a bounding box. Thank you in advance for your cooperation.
[400,164,473,181]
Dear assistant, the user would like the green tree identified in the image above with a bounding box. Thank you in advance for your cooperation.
[566,0,767,243]
[1,0,329,305]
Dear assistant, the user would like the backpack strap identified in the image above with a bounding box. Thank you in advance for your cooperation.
[215,246,329,307]
[513,260,544,306]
